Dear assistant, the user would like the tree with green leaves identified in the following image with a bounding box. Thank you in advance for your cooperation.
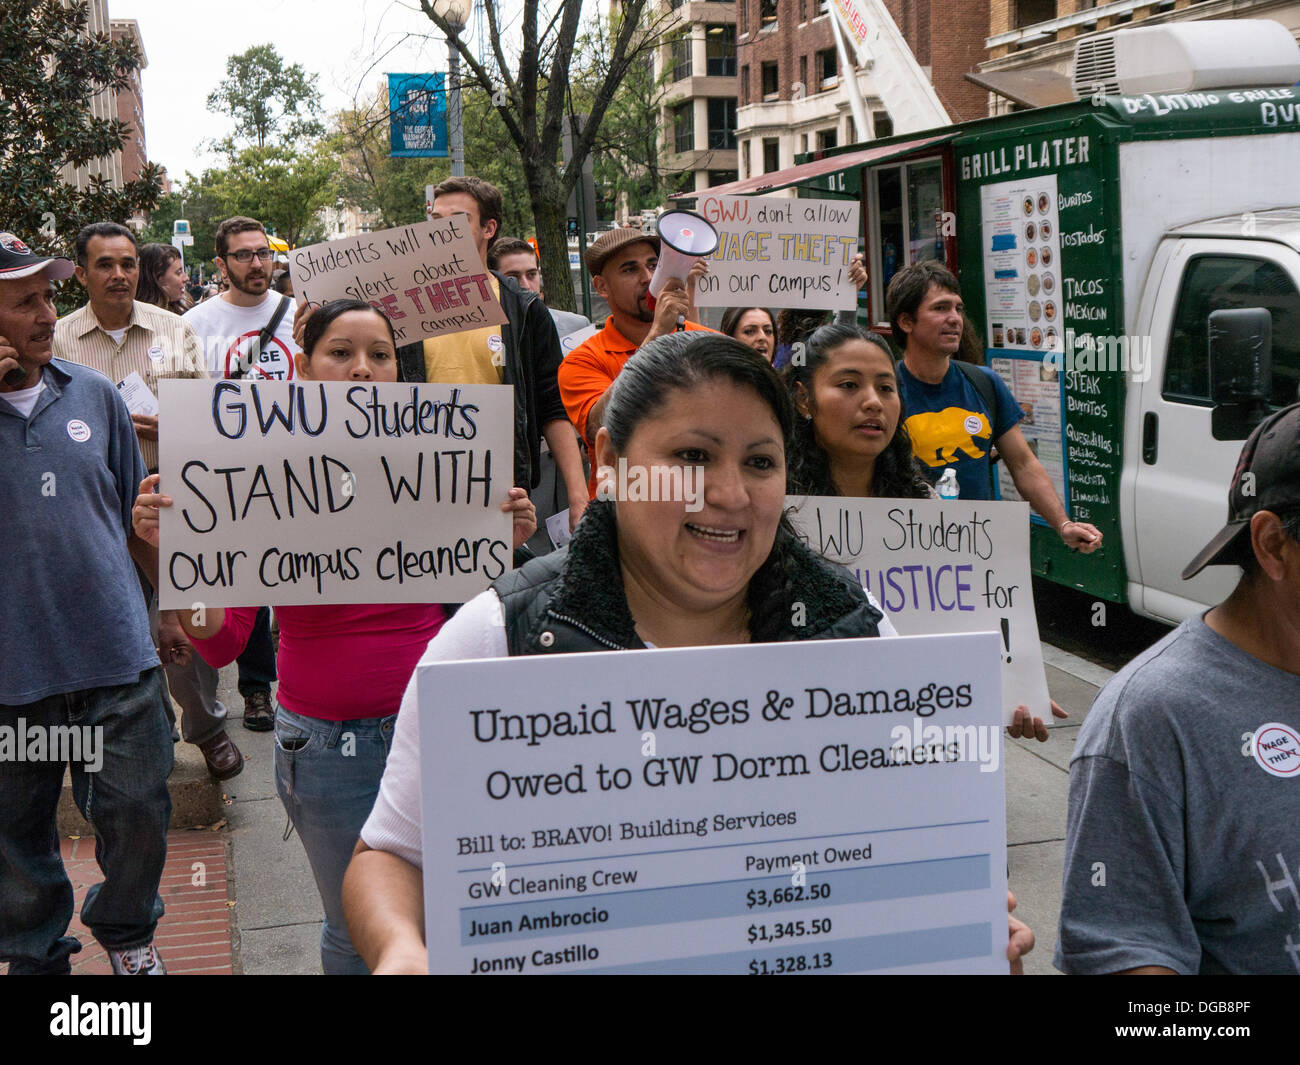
[0,0,163,273]
[206,43,325,153]
[202,144,335,248]
[418,0,682,311]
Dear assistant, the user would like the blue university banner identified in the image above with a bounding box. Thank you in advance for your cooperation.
[388,73,448,158]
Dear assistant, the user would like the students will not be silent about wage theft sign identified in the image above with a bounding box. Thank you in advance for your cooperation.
[288,216,508,347]
[156,379,514,609]
[419,632,1009,974]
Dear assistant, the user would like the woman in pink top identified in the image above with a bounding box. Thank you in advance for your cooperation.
[133,300,537,974]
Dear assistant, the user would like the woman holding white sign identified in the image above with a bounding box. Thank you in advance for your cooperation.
[343,331,1036,974]
[785,322,1066,743]
[132,299,538,975]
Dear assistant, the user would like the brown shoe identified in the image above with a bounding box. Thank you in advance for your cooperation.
[197,731,244,780]
[243,690,274,732]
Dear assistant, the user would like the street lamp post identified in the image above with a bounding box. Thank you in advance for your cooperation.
[433,0,473,177]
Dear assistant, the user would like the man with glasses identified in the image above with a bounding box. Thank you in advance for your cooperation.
[182,217,290,732]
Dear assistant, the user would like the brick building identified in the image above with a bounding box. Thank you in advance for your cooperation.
[734,0,990,182]
[110,18,148,186]
[980,0,1300,113]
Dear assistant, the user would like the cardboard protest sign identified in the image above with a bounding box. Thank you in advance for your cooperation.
[694,194,860,310]
[288,217,508,346]
[787,497,1050,725]
[157,380,513,608]
[420,632,1008,974]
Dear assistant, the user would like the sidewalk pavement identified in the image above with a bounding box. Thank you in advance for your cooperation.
[213,642,1113,976]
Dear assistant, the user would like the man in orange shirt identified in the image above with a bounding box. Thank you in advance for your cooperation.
[559,228,712,496]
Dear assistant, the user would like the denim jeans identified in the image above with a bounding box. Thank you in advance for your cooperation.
[0,668,173,974]
[273,703,395,975]
[236,606,277,697]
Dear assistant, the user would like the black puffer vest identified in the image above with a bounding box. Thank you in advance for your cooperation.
[491,499,882,655]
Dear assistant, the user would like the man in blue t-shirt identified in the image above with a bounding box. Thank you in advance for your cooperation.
[887,262,1101,552]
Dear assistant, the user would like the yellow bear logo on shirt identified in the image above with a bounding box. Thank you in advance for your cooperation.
[905,406,991,467]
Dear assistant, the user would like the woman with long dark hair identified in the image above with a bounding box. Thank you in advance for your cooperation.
[720,306,776,362]
[136,243,191,316]
[785,322,933,499]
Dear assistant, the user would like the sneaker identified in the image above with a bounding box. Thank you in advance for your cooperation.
[243,689,274,732]
[109,943,166,975]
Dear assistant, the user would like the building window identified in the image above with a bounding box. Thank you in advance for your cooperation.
[799,54,807,91]
[741,64,750,104]
[873,110,894,138]
[705,25,736,77]
[800,133,808,153]
[763,137,780,172]
[870,158,946,315]
[708,170,739,187]
[816,127,837,151]
[674,102,695,153]
[817,47,837,87]
[671,32,693,82]
[741,139,750,177]
[707,98,737,149]
[760,0,778,31]
[1013,0,1056,28]
[761,60,779,98]
[800,0,807,19]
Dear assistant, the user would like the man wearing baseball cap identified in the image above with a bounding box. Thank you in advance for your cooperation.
[0,233,175,974]
[558,227,712,497]
[1057,403,1300,974]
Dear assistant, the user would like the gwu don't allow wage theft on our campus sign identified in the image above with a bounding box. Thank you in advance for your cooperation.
[694,194,861,311]
[419,632,1009,974]
[787,496,1051,726]
[288,216,508,348]
[156,379,513,609]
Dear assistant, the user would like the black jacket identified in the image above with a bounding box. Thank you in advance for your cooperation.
[491,499,883,656]
[397,271,566,490]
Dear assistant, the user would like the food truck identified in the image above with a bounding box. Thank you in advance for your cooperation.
[704,20,1300,623]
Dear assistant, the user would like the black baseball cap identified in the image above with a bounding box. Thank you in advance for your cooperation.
[1182,401,1300,579]
[0,232,74,281]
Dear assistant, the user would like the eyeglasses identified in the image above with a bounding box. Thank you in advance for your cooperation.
[227,249,274,264]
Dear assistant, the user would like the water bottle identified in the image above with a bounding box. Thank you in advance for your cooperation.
[936,468,960,500]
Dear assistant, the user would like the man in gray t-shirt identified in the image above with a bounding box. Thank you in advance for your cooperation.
[1057,403,1300,974]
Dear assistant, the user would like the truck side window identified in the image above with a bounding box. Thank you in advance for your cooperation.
[1164,255,1300,410]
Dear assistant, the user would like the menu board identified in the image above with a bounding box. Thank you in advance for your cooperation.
[989,353,1067,519]
[980,176,1063,354]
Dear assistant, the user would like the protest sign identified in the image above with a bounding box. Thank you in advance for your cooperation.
[787,496,1050,725]
[157,379,513,609]
[419,632,1008,974]
[694,194,860,310]
[288,217,508,346]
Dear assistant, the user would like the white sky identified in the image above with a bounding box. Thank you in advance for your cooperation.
[117,0,466,182]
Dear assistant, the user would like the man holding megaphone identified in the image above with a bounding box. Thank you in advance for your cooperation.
[559,224,715,498]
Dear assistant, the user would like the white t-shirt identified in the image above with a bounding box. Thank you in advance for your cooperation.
[182,292,298,380]
[0,379,46,418]
[360,587,897,868]
[104,326,128,345]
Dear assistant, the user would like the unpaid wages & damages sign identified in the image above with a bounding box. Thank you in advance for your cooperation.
[288,216,508,347]
[694,194,860,310]
[157,379,513,608]
[420,633,1008,974]
[787,496,1050,725]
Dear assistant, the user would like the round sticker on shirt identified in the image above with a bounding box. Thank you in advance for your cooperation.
[1252,722,1300,778]
[964,415,983,436]
[486,334,504,354]
[66,419,91,443]
[147,345,165,364]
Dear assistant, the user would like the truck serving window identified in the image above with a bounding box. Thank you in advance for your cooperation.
[1164,255,1300,411]
[870,158,946,318]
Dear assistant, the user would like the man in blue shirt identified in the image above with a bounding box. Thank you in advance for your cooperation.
[0,233,173,975]
[887,261,1102,552]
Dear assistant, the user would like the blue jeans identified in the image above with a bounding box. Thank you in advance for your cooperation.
[273,703,395,975]
[236,606,277,697]
[0,668,173,974]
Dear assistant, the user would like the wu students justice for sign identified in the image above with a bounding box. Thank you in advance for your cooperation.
[787,497,1051,725]
[156,380,513,609]
[288,216,508,347]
